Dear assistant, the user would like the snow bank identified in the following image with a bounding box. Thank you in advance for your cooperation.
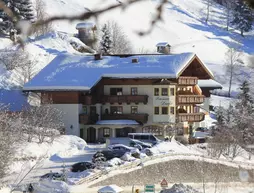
[67,170,94,185]
[107,158,123,167]
[15,135,87,160]
[0,187,11,193]
[34,180,70,193]
[148,140,198,155]
[160,183,200,193]
[121,152,136,162]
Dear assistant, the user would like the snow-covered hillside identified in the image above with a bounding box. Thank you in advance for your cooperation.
[1,0,254,91]
[41,0,254,63]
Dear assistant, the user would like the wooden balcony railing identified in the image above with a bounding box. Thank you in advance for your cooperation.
[178,77,198,85]
[177,95,205,104]
[177,113,205,122]
[79,114,99,124]
[101,113,149,124]
[79,95,93,105]
[101,95,148,104]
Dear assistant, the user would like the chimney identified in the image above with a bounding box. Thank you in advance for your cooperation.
[94,53,102,60]
[76,22,97,48]
[132,58,138,63]
[156,42,171,54]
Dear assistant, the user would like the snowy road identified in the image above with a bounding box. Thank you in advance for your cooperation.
[12,144,106,186]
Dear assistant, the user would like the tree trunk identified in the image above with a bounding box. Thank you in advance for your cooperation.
[226,5,230,31]
[241,29,244,37]
[228,69,233,97]
[206,1,210,23]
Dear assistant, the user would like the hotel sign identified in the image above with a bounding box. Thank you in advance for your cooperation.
[154,96,171,106]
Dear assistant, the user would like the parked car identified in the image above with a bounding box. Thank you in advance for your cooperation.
[129,139,152,150]
[108,144,139,153]
[92,149,126,163]
[70,161,95,172]
[128,133,161,145]
[108,144,140,158]
[40,172,64,181]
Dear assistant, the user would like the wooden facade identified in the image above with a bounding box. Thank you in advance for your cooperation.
[101,95,148,104]
[101,113,149,124]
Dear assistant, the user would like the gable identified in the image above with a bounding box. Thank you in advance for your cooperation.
[177,56,214,79]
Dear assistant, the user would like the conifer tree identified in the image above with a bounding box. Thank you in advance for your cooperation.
[231,0,253,36]
[234,80,254,146]
[100,24,112,55]
[0,0,34,35]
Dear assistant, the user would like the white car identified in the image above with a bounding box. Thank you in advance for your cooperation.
[108,144,140,154]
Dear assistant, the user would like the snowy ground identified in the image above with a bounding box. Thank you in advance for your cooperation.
[2,135,105,186]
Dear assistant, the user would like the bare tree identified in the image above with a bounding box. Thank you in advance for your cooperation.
[32,0,53,36]
[0,0,168,44]
[106,20,133,54]
[0,106,18,179]
[223,0,234,30]
[21,104,64,144]
[0,50,28,71]
[224,47,242,97]
[205,0,213,23]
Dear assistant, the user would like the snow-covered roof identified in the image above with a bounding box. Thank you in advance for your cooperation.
[76,22,95,29]
[198,79,222,88]
[156,42,170,47]
[210,94,236,108]
[98,185,123,193]
[0,89,30,112]
[95,120,140,125]
[23,53,212,91]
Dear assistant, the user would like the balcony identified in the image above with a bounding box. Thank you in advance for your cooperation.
[177,95,205,104]
[177,90,205,104]
[178,77,198,85]
[101,95,148,104]
[79,114,99,124]
[79,95,93,105]
[177,113,205,122]
[101,113,149,124]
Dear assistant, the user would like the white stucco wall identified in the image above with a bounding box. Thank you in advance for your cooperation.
[52,104,82,136]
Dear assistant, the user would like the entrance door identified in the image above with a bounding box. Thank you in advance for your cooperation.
[87,127,96,143]
[116,127,135,137]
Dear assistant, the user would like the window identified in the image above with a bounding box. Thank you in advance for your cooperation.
[154,107,159,115]
[131,106,138,114]
[82,105,87,114]
[161,88,168,96]
[110,106,123,114]
[154,88,159,96]
[162,107,168,115]
[131,87,138,95]
[110,88,123,95]
[103,128,110,137]
[170,88,175,96]
[170,107,175,114]
[142,125,163,136]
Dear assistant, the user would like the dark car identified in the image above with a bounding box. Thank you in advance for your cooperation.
[130,139,152,150]
[71,161,95,172]
[92,149,126,163]
[40,172,64,181]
